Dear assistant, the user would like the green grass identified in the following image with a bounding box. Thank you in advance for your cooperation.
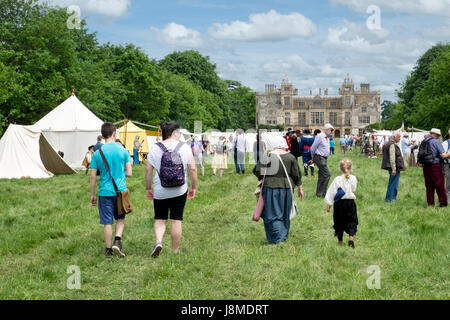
[0,150,448,299]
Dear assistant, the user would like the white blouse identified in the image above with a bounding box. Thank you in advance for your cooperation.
[325,174,357,206]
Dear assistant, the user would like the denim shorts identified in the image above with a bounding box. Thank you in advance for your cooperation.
[98,196,125,225]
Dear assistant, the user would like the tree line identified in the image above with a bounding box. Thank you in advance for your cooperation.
[0,0,256,137]
[379,43,449,138]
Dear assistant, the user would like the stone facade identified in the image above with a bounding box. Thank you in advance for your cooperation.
[256,75,381,137]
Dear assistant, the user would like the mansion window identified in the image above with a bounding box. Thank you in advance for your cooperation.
[345,112,351,125]
[345,129,351,135]
[355,97,358,105]
[345,96,351,105]
[298,112,306,125]
[266,119,277,125]
[285,112,291,125]
[284,97,291,106]
[361,106,367,113]
[311,112,324,125]
[359,116,370,124]
[299,101,305,107]
[330,101,337,108]
[313,101,322,107]
[276,96,281,105]
[329,112,337,125]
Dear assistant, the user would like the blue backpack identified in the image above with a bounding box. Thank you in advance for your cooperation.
[156,142,185,188]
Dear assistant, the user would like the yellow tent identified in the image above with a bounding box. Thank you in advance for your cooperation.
[118,121,149,162]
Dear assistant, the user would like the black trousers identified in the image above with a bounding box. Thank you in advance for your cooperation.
[313,155,331,197]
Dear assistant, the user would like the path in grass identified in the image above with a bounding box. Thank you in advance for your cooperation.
[0,150,448,299]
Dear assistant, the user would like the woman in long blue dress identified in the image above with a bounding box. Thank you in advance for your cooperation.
[253,136,304,244]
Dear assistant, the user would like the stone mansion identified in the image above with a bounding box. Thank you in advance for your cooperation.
[256,75,381,137]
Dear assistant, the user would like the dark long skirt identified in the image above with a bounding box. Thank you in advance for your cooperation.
[261,187,292,244]
[333,199,358,241]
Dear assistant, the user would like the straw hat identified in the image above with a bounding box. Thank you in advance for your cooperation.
[430,128,442,136]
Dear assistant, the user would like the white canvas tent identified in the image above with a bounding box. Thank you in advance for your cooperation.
[35,94,104,168]
[0,124,76,179]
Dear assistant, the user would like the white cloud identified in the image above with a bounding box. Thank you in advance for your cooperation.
[44,0,131,17]
[151,22,203,48]
[262,55,313,74]
[325,20,425,58]
[331,0,450,17]
[209,10,317,42]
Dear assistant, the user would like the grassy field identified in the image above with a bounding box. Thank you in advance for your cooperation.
[0,150,448,300]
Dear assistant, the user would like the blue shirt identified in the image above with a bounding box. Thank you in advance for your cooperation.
[311,132,330,158]
[94,142,103,152]
[401,138,410,155]
[339,137,347,145]
[90,142,131,197]
[427,137,445,164]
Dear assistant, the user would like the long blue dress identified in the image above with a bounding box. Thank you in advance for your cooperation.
[261,187,292,244]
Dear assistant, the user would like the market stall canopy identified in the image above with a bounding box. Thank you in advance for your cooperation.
[118,121,149,159]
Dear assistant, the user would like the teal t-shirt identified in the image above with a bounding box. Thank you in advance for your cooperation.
[90,142,131,197]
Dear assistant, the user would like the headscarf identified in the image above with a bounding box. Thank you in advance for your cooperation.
[269,135,288,150]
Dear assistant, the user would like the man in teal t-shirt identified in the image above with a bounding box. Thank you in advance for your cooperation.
[90,122,132,258]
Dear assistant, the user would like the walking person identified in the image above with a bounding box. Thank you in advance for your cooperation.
[146,122,198,257]
[253,134,266,164]
[94,135,103,152]
[90,123,132,258]
[311,124,334,198]
[191,137,205,177]
[339,136,347,154]
[330,137,335,155]
[133,135,143,165]
[82,145,95,175]
[299,129,315,177]
[234,130,246,174]
[419,129,450,207]
[325,159,358,248]
[290,131,300,160]
[401,133,411,168]
[381,131,405,203]
[212,136,228,177]
[253,136,303,244]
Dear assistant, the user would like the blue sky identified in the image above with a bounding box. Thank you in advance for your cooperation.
[50,0,450,102]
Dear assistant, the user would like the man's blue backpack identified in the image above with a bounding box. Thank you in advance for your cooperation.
[156,142,185,188]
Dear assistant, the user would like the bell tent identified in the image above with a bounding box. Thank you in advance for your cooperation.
[0,124,76,179]
[34,93,104,168]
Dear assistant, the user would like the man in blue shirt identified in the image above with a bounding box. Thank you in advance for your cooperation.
[90,123,132,257]
[339,136,347,154]
[422,129,450,207]
[311,123,334,197]
[94,135,103,152]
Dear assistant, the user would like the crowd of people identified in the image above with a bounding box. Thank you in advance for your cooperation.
[86,121,450,258]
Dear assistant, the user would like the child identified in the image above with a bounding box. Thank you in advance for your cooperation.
[325,159,358,248]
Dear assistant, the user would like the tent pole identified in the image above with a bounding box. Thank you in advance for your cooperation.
[124,119,128,150]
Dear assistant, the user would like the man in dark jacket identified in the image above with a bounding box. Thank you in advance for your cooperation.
[381,131,405,202]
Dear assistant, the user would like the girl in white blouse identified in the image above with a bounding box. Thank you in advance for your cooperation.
[325,159,358,248]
